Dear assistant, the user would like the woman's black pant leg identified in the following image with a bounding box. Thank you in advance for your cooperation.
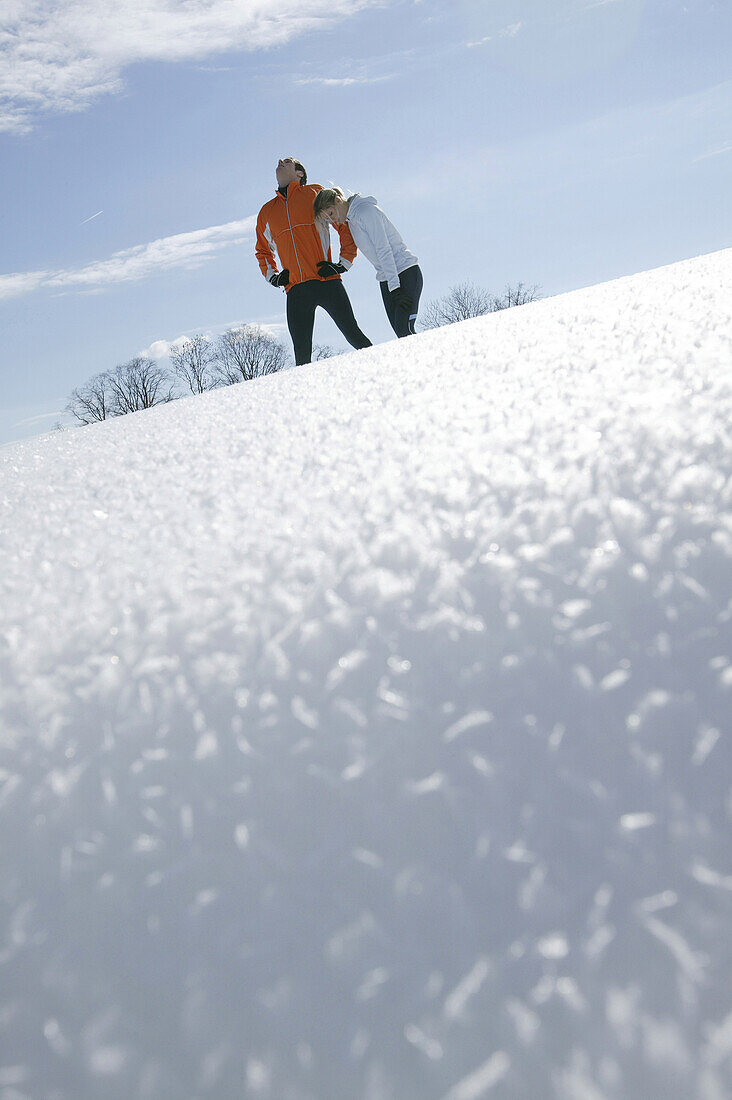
[380,265,424,337]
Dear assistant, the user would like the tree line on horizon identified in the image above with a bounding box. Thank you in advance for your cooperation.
[65,281,540,426]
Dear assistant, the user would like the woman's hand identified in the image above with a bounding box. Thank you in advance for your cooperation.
[317,261,346,278]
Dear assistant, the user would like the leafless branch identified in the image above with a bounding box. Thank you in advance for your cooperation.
[169,334,220,394]
[66,371,116,424]
[420,281,541,329]
[107,357,176,414]
[493,283,542,310]
[214,325,290,384]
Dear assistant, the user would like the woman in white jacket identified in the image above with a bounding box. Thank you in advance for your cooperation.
[313,187,423,338]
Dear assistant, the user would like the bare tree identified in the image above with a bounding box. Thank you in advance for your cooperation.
[419,283,495,329]
[214,325,290,384]
[493,283,541,310]
[311,344,345,361]
[420,281,541,330]
[169,334,219,394]
[107,357,176,414]
[64,321,292,432]
[66,370,116,425]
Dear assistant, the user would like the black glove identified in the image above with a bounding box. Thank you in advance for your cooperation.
[317,260,346,278]
[391,287,411,310]
[269,269,289,287]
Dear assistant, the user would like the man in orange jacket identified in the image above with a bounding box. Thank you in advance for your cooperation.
[256,157,372,366]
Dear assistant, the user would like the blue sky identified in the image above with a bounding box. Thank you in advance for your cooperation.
[1,0,730,446]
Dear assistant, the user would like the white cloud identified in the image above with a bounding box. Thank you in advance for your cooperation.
[142,339,179,360]
[140,336,193,360]
[139,317,288,359]
[258,321,288,338]
[0,0,385,132]
[0,216,256,300]
[296,75,392,87]
[0,271,50,299]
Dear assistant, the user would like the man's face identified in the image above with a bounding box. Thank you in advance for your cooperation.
[276,157,302,187]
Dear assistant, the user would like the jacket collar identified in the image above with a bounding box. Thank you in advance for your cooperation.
[275,177,304,199]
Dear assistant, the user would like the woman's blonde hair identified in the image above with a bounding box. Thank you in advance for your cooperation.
[313,186,347,221]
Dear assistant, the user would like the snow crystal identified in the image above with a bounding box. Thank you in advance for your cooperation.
[619,812,658,831]
[441,1051,511,1099]
[443,957,491,1020]
[536,933,570,960]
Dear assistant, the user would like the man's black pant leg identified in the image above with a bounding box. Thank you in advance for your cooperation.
[286,281,318,366]
[319,281,372,351]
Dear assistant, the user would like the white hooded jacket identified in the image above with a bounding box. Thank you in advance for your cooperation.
[345,195,418,292]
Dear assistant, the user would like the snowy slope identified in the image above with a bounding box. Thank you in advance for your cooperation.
[1,249,731,1100]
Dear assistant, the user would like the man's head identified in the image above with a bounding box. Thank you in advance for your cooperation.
[276,157,307,188]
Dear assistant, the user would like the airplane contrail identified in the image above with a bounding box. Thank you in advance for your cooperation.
[80,210,104,225]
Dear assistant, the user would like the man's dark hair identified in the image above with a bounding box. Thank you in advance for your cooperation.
[293,159,307,184]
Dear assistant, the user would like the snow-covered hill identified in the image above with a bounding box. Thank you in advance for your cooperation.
[1,249,731,1100]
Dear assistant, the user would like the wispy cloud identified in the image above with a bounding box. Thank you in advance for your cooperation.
[0,0,385,133]
[392,78,732,202]
[0,216,256,301]
[295,75,392,86]
[0,272,50,299]
[692,142,732,163]
[467,22,523,47]
[12,410,64,429]
[293,46,416,88]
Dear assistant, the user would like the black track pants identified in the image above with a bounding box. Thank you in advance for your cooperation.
[379,264,424,338]
[286,279,372,366]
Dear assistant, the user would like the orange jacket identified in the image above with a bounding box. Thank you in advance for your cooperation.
[255,179,357,291]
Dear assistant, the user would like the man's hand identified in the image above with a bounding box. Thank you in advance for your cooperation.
[269,269,289,287]
[317,261,347,278]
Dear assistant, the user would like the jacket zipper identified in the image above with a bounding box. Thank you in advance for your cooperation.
[285,194,304,282]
